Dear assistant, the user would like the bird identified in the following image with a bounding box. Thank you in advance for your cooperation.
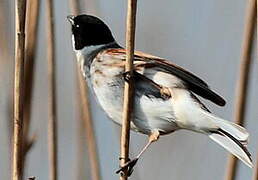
[67,14,252,175]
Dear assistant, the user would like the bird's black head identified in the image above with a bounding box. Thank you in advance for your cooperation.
[67,14,115,50]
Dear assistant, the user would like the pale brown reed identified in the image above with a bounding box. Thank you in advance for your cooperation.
[225,0,256,180]
[253,1,258,180]
[119,0,137,179]
[0,0,13,146]
[46,0,58,180]
[69,0,101,179]
[0,1,9,61]
[12,0,27,180]
[22,0,40,178]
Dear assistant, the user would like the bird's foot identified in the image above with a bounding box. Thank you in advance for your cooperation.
[116,158,139,177]
[160,86,171,99]
[122,71,134,82]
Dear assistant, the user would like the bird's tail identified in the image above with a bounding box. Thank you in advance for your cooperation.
[202,111,253,168]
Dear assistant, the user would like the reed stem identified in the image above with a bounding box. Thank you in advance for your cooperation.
[119,0,137,179]
[46,0,58,180]
[69,1,100,179]
[22,0,40,178]
[225,0,256,179]
[12,0,27,180]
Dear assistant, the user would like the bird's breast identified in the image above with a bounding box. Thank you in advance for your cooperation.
[87,55,178,134]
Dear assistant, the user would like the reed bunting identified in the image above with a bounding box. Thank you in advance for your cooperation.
[67,14,252,175]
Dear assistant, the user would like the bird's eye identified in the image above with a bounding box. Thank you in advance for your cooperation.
[76,24,80,28]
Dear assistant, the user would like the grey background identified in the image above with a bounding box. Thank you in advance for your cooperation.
[0,0,257,179]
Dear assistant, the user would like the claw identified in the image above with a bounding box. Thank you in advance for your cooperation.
[116,158,139,177]
[122,71,134,82]
[160,86,171,99]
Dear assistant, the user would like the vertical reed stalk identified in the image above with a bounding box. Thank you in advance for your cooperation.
[254,1,258,179]
[24,0,40,142]
[22,0,40,178]
[69,0,80,16]
[69,1,101,179]
[225,0,256,179]
[12,0,27,180]
[46,0,58,180]
[0,0,13,146]
[119,0,137,179]
[0,1,9,61]
[78,71,100,180]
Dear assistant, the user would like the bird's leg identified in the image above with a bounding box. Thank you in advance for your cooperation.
[136,130,160,159]
[116,130,160,176]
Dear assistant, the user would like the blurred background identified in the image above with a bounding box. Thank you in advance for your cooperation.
[0,0,257,179]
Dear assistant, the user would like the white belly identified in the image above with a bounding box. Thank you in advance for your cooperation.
[90,64,178,135]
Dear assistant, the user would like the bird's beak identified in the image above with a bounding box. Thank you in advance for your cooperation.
[67,15,75,25]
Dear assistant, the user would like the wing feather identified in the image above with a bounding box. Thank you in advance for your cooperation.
[105,49,226,106]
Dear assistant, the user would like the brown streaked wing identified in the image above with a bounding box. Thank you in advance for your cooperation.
[105,48,226,106]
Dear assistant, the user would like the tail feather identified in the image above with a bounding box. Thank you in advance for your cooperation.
[200,111,252,167]
[203,111,249,143]
[209,129,252,168]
